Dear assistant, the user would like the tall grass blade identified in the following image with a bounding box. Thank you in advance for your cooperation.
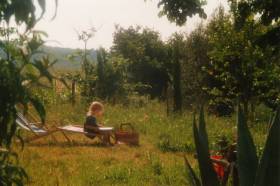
[255,107,280,186]
[237,105,258,186]
[193,113,220,186]
[184,156,201,186]
[29,96,46,124]
[198,106,209,152]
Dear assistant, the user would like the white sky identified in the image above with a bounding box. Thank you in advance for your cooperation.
[34,0,228,49]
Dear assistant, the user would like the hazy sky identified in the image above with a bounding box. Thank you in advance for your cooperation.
[34,0,228,49]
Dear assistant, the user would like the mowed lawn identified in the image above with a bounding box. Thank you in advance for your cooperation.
[15,101,269,185]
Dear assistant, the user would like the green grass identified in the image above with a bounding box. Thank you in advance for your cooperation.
[16,100,269,185]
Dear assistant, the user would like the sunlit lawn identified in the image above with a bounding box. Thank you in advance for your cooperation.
[16,101,269,185]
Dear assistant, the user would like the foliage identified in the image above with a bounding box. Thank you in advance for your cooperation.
[0,149,27,185]
[154,0,280,116]
[189,108,220,186]
[229,0,280,50]
[0,26,60,184]
[0,0,57,30]
[237,105,258,186]
[96,48,129,102]
[183,24,210,108]
[166,33,186,113]
[205,7,280,116]
[185,105,280,186]
[112,25,169,99]
[0,26,52,144]
[0,0,57,185]
[156,0,207,26]
[255,107,280,186]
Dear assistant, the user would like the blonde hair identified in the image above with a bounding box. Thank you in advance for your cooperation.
[87,101,104,116]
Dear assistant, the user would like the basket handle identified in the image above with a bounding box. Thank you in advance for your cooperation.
[120,123,134,131]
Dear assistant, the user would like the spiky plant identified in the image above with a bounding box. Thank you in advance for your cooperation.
[185,105,280,186]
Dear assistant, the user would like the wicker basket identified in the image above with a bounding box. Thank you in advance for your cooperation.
[115,123,139,145]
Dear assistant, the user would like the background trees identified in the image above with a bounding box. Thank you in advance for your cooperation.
[112,26,169,99]
[231,0,280,50]
[183,24,210,108]
[166,33,186,113]
[96,48,128,102]
[72,4,279,116]
[157,0,207,25]
[205,6,280,116]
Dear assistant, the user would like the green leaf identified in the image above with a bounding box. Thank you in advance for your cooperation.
[37,0,46,20]
[255,107,280,186]
[15,130,24,150]
[33,59,53,83]
[237,104,258,186]
[29,96,46,124]
[193,114,220,186]
[198,106,209,152]
[184,156,201,186]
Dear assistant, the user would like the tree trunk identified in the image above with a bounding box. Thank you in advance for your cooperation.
[173,60,182,114]
[243,100,249,121]
[165,83,172,116]
[250,102,255,121]
[71,80,76,105]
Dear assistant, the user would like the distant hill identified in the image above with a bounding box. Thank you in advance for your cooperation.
[41,46,97,71]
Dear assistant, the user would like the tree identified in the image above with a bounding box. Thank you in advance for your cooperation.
[156,1,280,65]
[183,24,210,108]
[230,0,280,50]
[0,0,57,29]
[205,7,280,117]
[156,0,207,26]
[167,33,186,113]
[95,48,127,101]
[112,26,169,99]
[96,47,107,99]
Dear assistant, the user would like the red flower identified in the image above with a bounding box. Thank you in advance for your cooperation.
[211,155,225,180]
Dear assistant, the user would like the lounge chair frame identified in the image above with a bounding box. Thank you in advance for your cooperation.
[16,113,59,142]
[16,113,115,145]
[57,125,115,145]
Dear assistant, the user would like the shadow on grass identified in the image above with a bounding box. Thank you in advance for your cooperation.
[26,141,141,148]
[26,141,115,148]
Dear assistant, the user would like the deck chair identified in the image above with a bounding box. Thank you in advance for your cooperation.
[57,125,115,145]
[16,113,59,142]
[17,113,115,145]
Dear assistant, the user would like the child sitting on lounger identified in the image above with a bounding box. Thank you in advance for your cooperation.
[84,101,111,144]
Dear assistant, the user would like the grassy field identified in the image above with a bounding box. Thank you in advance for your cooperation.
[15,100,270,185]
